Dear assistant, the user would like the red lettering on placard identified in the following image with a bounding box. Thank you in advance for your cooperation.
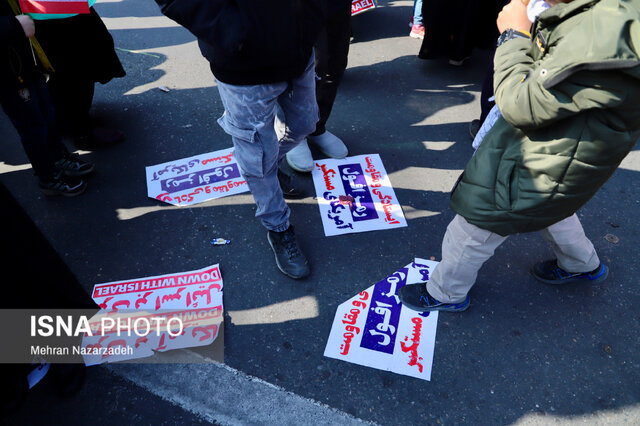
[400,317,424,372]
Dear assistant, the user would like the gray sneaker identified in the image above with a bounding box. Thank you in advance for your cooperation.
[286,140,314,172]
[308,131,348,159]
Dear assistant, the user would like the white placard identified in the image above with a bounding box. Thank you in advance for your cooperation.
[146,148,248,206]
[324,259,438,381]
[81,265,223,365]
[311,154,407,236]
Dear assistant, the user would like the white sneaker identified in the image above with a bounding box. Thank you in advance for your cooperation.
[308,131,348,159]
[286,140,314,172]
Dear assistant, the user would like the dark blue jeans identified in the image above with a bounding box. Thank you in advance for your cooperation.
[1,76,67,181]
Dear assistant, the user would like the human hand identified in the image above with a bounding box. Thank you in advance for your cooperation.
[497,0,532,34]
[16,15,35,38]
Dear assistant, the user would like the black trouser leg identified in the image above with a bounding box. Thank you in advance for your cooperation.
[1,77,68,180]
[312,5,351,136]
[47,73,95,137]
[479,50,496,123]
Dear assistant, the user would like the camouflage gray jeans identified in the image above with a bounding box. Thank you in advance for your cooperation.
[216,53,318,231]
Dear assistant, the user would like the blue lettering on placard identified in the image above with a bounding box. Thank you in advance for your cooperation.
[360,267,408,354]
[161,164,241,193]
[338,164,378,222]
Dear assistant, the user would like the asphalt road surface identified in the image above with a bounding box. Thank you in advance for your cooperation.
[1,0,639,424]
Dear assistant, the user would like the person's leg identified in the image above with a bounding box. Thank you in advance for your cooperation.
[33,77,69,161]
[539,214,600,272]
[428,214,508,302]
[35,9,125,145]
[277,53,320,159]
[479,50,496,123]
[540,214,600,272]
[216,80,290,232]
[469,50,496,140]
[46,73,94,138]
[287,16,349,172]
[312,6,350,138]
[399,214,507,311]
[1,78,65,180]
[418,0,453,59]
[216,78,311,279]
[410,0,425,38]
[532,213,607,284]
[1,78,87,196]
[413,0,424,25]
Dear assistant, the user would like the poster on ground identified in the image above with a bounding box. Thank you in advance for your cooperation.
[311,154,407,236]
[81,265,223,365]
[352,0,377,16]
[19,0,90,14]
[324,258,439,381]
[146,148,248,206]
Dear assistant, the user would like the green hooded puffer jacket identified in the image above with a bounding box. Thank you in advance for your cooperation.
[450,0,640,236]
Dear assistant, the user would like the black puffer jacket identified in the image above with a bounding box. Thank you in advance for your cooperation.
[154,0,327,85]
[0,5,37,97]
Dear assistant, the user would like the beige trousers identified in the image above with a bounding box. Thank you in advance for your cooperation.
[427,214,600,303]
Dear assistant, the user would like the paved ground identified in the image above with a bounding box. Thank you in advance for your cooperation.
[1,0,639,424]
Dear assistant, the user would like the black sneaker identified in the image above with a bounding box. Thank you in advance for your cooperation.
[277,169,304,199]
[267,225,310,279]
[398,283,470,312]
[55,152,95,177]
[531,259,608,285]
[39,172,87,197]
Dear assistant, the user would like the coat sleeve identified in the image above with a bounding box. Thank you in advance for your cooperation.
[493,37,627,131]
[154,0,250,55]
[0,16,26,45]
[154,0,231,45]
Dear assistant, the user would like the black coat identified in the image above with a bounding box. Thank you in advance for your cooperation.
[418,0,507,61]
[154,0,328,85]
[0,6,37,97]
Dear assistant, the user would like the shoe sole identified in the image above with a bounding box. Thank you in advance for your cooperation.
[285,155,314,173]
[531,264,609,285]
[409,33,424,40]
[401,297,470,313]
[266,232,310,280]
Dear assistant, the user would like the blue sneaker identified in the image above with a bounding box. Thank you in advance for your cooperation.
[398,283,470,312]
[532,259,608,285]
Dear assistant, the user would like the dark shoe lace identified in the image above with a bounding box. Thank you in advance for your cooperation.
[280,230,302,260]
